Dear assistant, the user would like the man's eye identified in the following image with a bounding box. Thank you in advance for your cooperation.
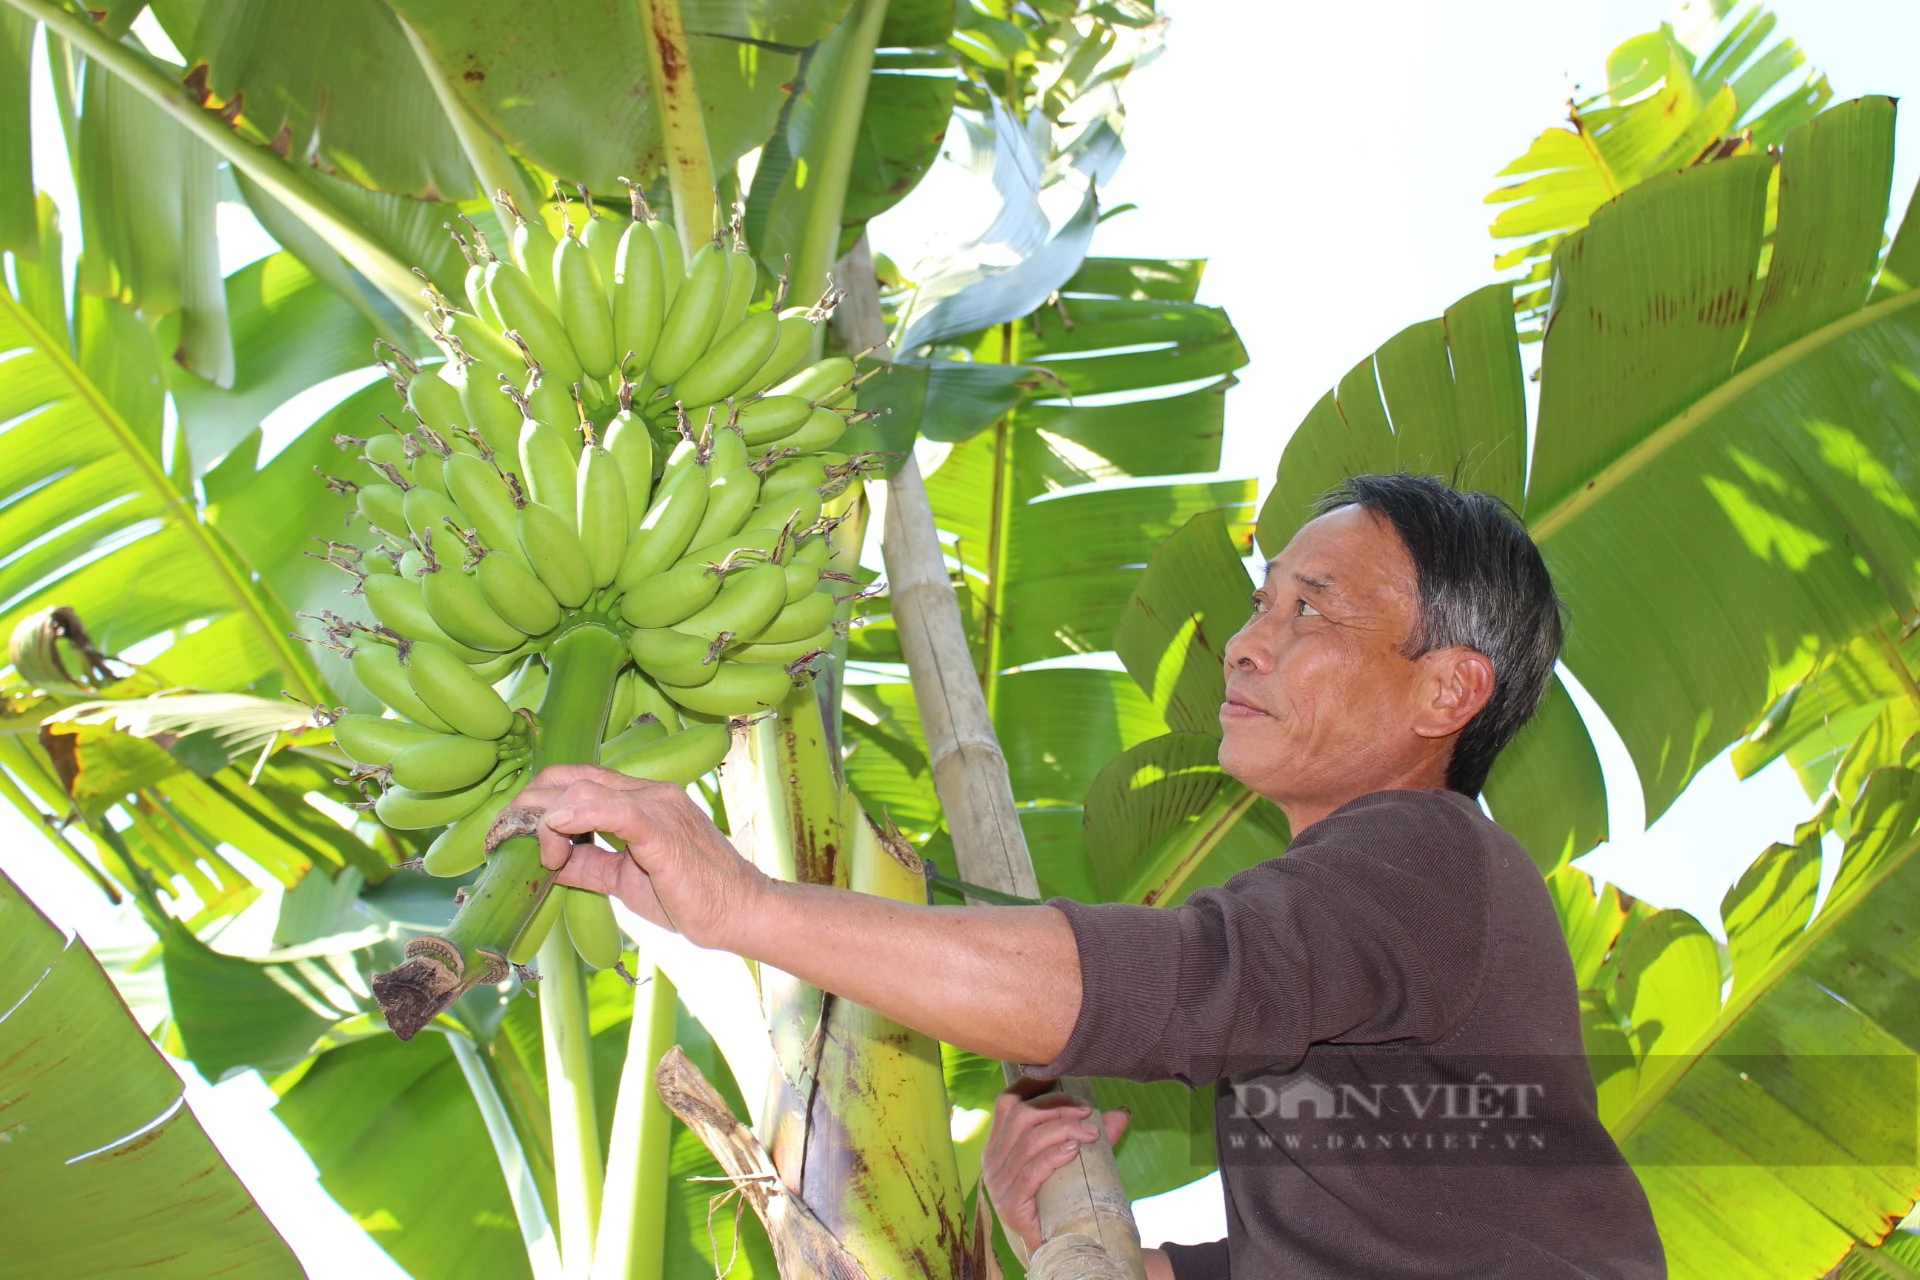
[1294,598,1320,618]
[1249,593,1267,614]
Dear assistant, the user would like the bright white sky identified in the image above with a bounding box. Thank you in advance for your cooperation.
[4,0,1918,1270]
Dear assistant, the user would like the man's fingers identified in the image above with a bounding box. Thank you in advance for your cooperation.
[551,844,628,897]
[1103,1108,1130,1145]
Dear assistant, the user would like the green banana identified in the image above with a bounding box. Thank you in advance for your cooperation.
[468,646,531,684]
[681,525,783,569]
[519,416,580,526]
[602,405,656,522]
[658,660,794,717]
[686,467,761,550]
[357,482,408,536]
[676,308,778,409]
[760,452,842,497]
[443,310,523,372]
[649,218,685,309]
[752,485,824,533]
[649,239,729,384]
[600,722,732,783]
[442,454,528,567]
[600,713,670,758]
[375,758,518,830]
[402,487,473,547]
[615,464,709,587]
[732,310,816,400]
[773,356,855,404]
[518,500,595,608]
[489,258,585,392]
[504,196,561,308]
[465,255,506,330]
[509,879,564,965]
[629,627,724,687]
[350,642,454,732]
[783,538,829,602]
[576,443,629,589]
[397,547,429,580]
[404,640,516,740]
[505,656,549,710]
[390,732,501,792]
[626,671,683,731]
[672,562,786,642]
[750,587,838,645]
[333,713,447,765]
[407,368,465,433]
[612,220,665,376]
[421,563,527,651]
[477,552,562,635]
[409,444,449,497]
[563,888,623,970]
[451,346,523,461]
[362,576,494,663]
[716,246,758,334]
[523,365,577,432]
[423,789,517,878]
[618,560,724,628]
[729,628,835,665]
[553,225,617,378]
[732,394,813,445]
[707,424,749,475]
[364,431,412,476]
[579,200,627,292]
[777,405,848,454]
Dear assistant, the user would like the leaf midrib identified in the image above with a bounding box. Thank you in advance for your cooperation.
[1529,280,1920,543]
[0,290,321,703]
[1609,817,1920,1144]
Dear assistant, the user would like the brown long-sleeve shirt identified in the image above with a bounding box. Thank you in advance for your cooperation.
[1020,788,1665,1279]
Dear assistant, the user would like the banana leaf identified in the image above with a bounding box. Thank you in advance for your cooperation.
[0,866,303,1278]
[1253,97,1918,833]
[1563,765,1920,1278]
[1488,2,1830,329]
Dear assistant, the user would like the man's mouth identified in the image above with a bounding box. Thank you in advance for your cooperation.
[1220,690,1267,719]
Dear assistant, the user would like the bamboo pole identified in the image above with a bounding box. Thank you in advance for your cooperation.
[843,233,1145,1280]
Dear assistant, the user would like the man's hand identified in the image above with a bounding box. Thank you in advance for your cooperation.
[982,1081,1130,1257]
[516,764,770,951]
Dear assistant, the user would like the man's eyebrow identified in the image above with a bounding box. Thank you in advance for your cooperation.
[1291,570,1334,592]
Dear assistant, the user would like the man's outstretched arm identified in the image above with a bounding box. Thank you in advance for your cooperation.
[518,765,1084,1065]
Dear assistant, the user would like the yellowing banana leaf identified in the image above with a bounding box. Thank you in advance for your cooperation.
[0,866,302,1278]
[1487,2,1830,330]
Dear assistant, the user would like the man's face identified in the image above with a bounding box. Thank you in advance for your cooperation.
[1218,504,1438,816]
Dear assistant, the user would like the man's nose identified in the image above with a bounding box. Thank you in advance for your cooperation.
[1222,617,1269,674]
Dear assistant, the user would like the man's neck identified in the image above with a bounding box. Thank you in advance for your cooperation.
[1276,757,1454,835]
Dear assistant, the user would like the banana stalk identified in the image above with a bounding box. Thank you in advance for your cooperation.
[372,622,626,1037]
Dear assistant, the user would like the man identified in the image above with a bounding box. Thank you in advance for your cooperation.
[525,474,1666,1278]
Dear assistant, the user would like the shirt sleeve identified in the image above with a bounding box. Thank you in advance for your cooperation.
[1159,1239,1231,1280]
[1018,831,1488,1086]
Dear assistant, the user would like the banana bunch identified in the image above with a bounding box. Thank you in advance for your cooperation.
[309,184,884,978]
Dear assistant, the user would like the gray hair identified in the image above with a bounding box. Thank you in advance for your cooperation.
[1315,473,1565,796]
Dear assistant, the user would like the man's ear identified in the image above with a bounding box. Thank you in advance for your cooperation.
[1411,646,1495,740]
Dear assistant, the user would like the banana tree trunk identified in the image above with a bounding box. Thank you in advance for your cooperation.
[844,231,1148,1280]
[725,683,973,1277]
